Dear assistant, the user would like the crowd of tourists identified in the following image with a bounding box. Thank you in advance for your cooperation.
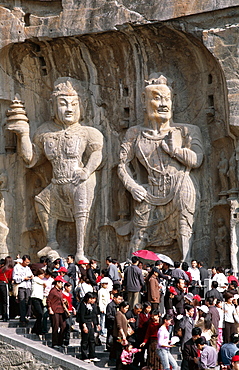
[1,254,239,370]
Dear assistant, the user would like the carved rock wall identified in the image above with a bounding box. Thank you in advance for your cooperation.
[0,1,239,267]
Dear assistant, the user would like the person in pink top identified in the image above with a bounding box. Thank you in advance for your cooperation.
[157,314,178,370]
[120,343,141,369]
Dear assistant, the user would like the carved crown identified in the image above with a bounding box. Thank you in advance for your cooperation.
[145,74,168,86]
[52,78,79,97]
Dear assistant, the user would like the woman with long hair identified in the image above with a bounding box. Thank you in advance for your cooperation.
[138,302,152,367]
[113,300,130,369]
[223,292,238,343]
[140,309,162,370]
[0,256,14,321]
[157,314,178,370]
[76,291,100,363]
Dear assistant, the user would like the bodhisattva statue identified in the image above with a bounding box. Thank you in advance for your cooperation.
[227,152,237,190]
[217,150,229,192]
[215,217,229,266]
[6,78,104,261]
[118,75,204,261]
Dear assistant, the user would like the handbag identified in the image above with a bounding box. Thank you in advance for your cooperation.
[12,283,19,297]
[127,324,134,337]
[62,301,70,318]
[94,332,102,346]
[233,309,239,324]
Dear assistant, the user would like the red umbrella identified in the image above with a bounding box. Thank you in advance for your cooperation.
[132,250,159,261]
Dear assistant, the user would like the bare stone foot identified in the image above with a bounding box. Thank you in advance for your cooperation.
[75,252,88,263]
[47,249,61,261]
[37,242,60,259]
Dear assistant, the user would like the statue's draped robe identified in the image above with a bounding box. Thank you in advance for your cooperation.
[118,123,204,247]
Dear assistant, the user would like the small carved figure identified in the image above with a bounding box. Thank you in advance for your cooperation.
[217,151,228,192]
[6,78,104,261]
[118,74,204,261]
[215,217,229,266]
[227,152,237,190]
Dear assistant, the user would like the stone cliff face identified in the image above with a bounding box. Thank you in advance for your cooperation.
[0,0,239,268]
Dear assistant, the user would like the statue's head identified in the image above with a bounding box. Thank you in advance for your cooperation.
[51,78,83,126]
[142,74,172,125]
[217,218,225,227]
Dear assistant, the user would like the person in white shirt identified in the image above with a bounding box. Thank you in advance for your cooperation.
[42,269,54,333]
[75,277,93,303]
[12,255,33,324]
[31,268,46,335]
[188,260,200,295]
[212,266,228,293]
[98,278,111,336]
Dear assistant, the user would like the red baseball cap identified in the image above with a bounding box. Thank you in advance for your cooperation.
[193,295,201,301]
[54,276,67,283]
[169,286,177,295]
[58,267,68,273]
[78,259,89,265]
[232,355,239,362]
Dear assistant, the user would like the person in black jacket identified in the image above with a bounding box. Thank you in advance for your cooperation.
[197,261,209,285]
[181,327,202,370]
[66,255,76,289]
[106,293,123,365]
[87,260,98,291]
[76,292,100,363]
[123,256,144,309]
[173,278,185,314]
[178,304,195,349]
[205,281,223,301]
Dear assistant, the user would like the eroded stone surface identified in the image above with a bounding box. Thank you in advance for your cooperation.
[118,75,204,261]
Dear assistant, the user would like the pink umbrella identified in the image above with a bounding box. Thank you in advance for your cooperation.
[132,250,159,261]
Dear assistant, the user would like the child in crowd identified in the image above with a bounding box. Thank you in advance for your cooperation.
[120,343,141,369]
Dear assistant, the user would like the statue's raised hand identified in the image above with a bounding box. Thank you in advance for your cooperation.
[161,131,176,157]
[7,120,30,136]
[131,185,147,202]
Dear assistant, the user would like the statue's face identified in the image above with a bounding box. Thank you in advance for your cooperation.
[54,94,80,125]
[144,84,172,124]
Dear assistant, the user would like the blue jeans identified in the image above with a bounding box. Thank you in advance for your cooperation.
[157,347,178,370]
[100,312,107,335]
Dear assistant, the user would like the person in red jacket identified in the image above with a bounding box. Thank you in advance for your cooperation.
[140,309,162,370]
[138,302,152,367]
[47,275,67,349]
[0,256,14,321]
[62,282,76,346]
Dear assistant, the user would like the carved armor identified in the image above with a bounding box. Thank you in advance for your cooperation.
[28,121,102,222]
[118,123,203,248]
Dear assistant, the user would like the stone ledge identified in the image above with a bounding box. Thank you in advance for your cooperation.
[0,327,95,370]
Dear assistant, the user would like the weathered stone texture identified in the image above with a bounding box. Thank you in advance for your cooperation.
[0,341,65,370]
